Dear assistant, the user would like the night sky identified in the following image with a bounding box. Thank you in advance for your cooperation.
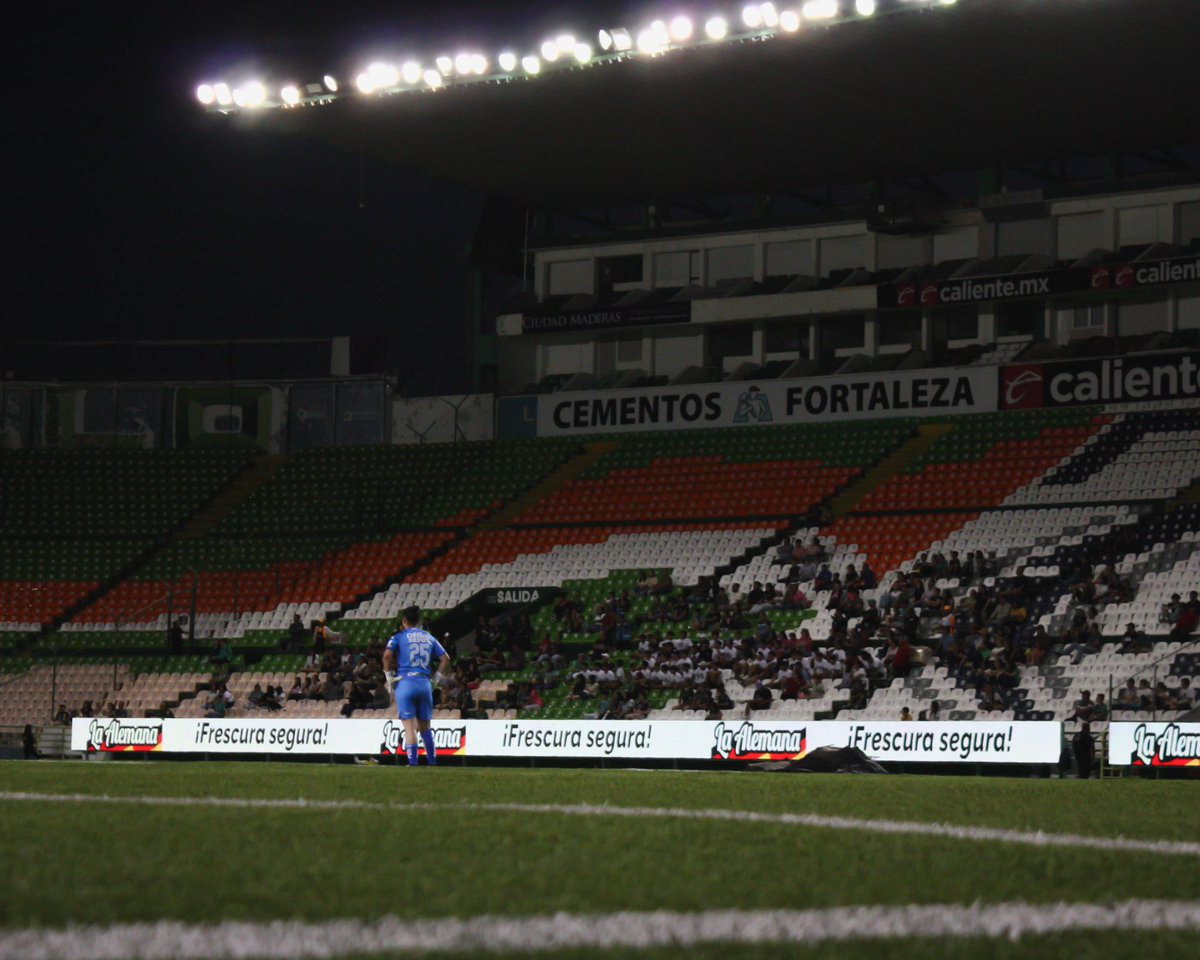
[13,3,632,394]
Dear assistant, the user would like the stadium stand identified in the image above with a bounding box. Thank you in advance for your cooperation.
[3,397,1199,737]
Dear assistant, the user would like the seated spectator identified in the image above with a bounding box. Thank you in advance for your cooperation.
[203,683,229,718]
[900,706,913,721]
[744,679,773,715]
[1171,591,1199,641]
[287,676,304,701]
[54,704,72,725]
[888,636,914,680]
[247,684,266,709]
[1118,623,1152,654]
[1072,689,1095,722]
[1061,618,1102,665]
[1160,593,1183,625]
[1117,678,1141,711]
[1175,676,1194,710]
[370,679,391,710]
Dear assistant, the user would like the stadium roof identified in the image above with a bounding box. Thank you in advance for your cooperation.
[253,0,1200,207]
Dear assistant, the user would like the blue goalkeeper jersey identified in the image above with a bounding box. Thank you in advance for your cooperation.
[386,628,447,679]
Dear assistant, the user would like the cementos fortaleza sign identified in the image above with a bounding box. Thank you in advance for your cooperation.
[498,365,995,437]
[1108,722,1200,767]
[999,351,1200,410]
[71,718,1060,763]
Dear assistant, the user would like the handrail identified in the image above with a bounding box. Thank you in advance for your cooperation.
[115,590,176,631]
[1107,635,1198,723]
[1113,636,1199,687]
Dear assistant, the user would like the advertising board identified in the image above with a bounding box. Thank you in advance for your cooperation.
[72,717,1061,764]
[1107,721,1200,767]
[498,364,996,438]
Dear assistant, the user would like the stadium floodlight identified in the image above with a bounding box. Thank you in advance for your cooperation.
[522,54,541,75]
[196,84,215,105]
[599,29,614,50]
[704,16,729,40]
[760,3,780,28]
[368,62,399,88]
[669,15,694,42]
[636,26,666,54]
[401,61,422,84]
[540,39,560,61]
[573,42,593,64]
[855,0,876,14]
[610,28,633,51]
[424,68,444,88]
[555,34,576,55]
[454,52,473,75]
[233,80,266,108]
[940,0,958,5]
[323,75,338,92]
[780,9,801,31]
[742,4,763,28]
[213,82,232,105]
[280,84,301,105]
[472,54,489,74]
[802,0,839,19]
[435,55,453,75]
[498,51,518,72]
[355,72,376,94]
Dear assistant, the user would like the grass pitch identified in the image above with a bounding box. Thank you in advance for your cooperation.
[0,761,1196,959]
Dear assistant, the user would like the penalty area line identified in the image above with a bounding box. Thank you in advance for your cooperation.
[1,900,1199,959]
[1,790,1198,858]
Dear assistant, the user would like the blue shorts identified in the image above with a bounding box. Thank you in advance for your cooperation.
[395,676,433,722]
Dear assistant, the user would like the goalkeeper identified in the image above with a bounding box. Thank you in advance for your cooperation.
[383,605,451,766]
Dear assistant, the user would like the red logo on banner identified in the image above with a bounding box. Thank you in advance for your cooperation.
[1090,266,1111,289]
[896,284,917,307]
[1115,265,1135,288]
[1001,364,1045,410]
[711,722,807,761]
[85,719,163,752]
[379,721,467,757]
[919,283,940,306]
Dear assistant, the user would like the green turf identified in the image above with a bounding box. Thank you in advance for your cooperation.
[0,763,1195,958]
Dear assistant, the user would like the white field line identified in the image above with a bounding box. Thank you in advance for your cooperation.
[2,900,1199,960]
[1,790,1198,858]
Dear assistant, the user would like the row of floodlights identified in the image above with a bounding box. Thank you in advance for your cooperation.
[196,0,958,108]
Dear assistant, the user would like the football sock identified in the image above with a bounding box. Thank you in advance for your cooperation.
[421,729,437,765]
[406,744,419,766]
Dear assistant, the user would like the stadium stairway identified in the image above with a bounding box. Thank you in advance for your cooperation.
[824,422,953,517]
[176,455,289,540]
[43,543,166,639]
[38,457,292,640]
[477,441,613,532]
[326,531,469,628]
